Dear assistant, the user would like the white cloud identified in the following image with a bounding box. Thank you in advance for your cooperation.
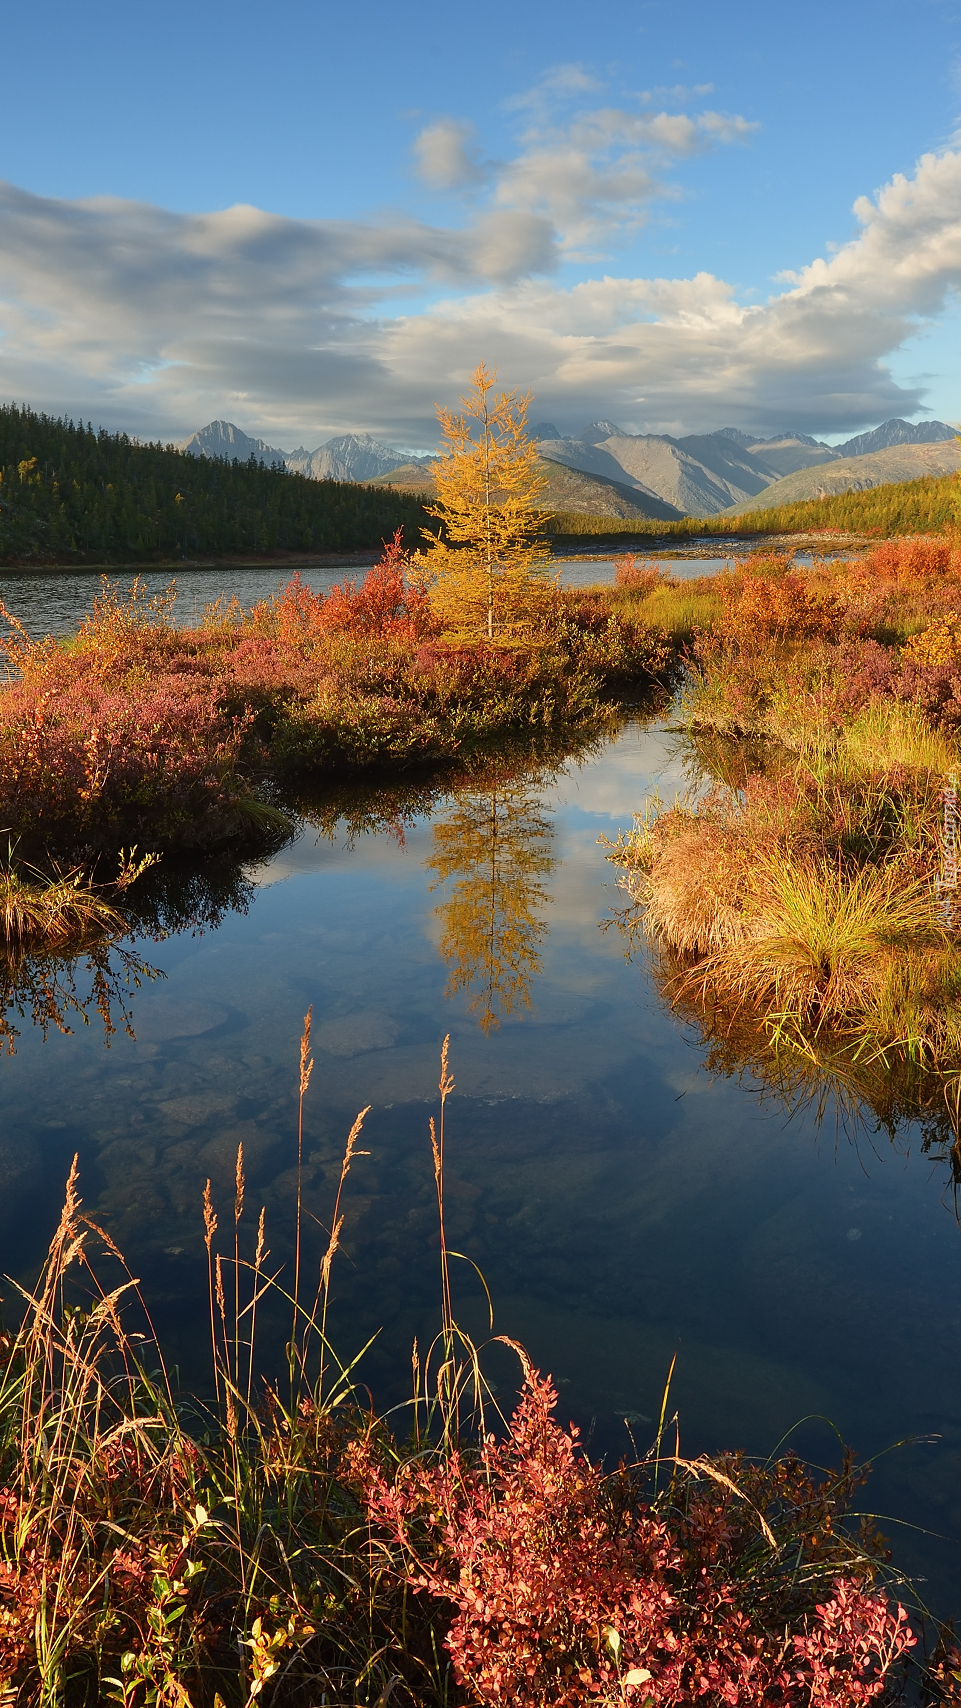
[413,65,757,257]
[505,64,603,117]
[490,82,758,254]
[413,119,489,191]
[1,139,960,445]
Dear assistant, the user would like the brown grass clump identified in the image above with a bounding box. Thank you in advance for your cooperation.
[692,856,940,1027]
[0,863,127,947]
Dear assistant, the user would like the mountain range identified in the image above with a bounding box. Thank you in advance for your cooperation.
[529,418,958,518]
[181,415,958,520]
[180,421,429,482]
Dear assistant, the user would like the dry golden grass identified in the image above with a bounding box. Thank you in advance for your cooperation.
[628,817,756,956]
[0,864,127,947]
[692,855,941,1028]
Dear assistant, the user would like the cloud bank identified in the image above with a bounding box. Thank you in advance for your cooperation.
[0,83,958,446]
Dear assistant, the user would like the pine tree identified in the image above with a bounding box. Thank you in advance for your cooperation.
[420,363,554,640]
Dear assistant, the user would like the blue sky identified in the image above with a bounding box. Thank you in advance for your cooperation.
[2,0,961,447]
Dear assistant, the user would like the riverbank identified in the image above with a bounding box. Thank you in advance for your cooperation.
[609,537,961,1075]
[0,548,390,574]
[0,529,880,572]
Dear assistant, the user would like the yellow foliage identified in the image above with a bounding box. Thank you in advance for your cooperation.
[420,363,554,640]
[903,610,961,666]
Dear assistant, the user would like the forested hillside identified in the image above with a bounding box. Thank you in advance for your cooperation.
[0,405,428,563]
[550,468,961,541]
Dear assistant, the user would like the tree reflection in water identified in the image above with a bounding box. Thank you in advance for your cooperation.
[0,939,160,1052]
[427,780,555,1031]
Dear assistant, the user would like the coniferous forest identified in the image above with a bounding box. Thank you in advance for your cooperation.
[0,404,429,563]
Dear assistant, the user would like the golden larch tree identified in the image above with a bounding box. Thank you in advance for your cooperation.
[420,363,554,640]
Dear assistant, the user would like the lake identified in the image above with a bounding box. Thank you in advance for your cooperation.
[1,570,959,1612]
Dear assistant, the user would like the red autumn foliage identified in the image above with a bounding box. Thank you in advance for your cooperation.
[615,554,663,595]
[857,537,961,583]
[718,574,841,649]
[353,1369,914,1708]
[260,530,437,647]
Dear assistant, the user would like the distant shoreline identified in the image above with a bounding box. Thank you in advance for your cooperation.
[0,528,878,575]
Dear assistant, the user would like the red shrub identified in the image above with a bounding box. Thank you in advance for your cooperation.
[354,1369,914,1708]
[859,538,961,583]
[720,575,840,649]
[261,532,437,648]
[0,672,251,851]
[615,554,662,594]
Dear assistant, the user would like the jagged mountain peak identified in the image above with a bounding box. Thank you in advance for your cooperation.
[578,420,624,444]
[834,418,956,458]
[714,427,761,447]
[180,420,288,466]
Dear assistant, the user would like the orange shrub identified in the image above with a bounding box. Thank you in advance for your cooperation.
[256,531,437,650]
[614,553,662,594]
[719,574,840,649]
[859,537,961,582]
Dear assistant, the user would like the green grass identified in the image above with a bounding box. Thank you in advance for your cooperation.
[626,582,722,645]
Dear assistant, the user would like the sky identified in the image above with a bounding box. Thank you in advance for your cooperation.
[2,0,961,451]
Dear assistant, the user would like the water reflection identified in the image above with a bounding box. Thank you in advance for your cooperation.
[0,846,286,1050]
[3,718,961,1609]
[427,780,555,1031]
[0,938,160,1051]
[639,935,961,1199]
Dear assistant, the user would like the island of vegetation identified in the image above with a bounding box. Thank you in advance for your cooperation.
[3,371,961,1705]
[0,366,678,947]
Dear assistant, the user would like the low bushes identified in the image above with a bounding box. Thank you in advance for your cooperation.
[0,1036,926,1708]
[611,538,961,1071]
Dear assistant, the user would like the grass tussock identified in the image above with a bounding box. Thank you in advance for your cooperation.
[0,862,129,948]
[0,1029,930,1707]
[610,538,961,1072]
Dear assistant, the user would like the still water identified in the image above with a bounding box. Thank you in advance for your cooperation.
[0,556,732,638]
[1,569,959,1611]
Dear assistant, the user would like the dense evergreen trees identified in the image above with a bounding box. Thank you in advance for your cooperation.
[0,404,428,563]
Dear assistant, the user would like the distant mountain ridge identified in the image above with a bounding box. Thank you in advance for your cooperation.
[832,418,956,458]
[719,440,961,515]
[535,418,956,518]
[181,416,958,520]
[181,422,431,483]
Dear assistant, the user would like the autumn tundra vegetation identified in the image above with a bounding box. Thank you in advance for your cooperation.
[0,366,674,945]
[6,373,961,1700]
[0,1034,928,1706]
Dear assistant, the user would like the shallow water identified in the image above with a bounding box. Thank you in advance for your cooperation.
[2,700,960,1608]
